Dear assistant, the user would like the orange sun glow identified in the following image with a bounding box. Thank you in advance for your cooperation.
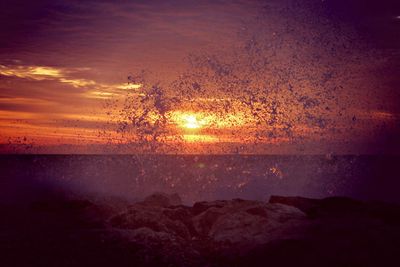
[182,115,203,129]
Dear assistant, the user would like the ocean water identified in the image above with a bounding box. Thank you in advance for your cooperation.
[1,154,399,204]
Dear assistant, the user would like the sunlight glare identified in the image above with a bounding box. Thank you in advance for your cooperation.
[183,115,202,129]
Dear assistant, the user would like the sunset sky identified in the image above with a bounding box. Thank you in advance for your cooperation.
[0,0,399,154]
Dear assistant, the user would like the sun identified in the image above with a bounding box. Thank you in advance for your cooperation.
[168,110,248,132]
[182,114,202,129]
[169,112,207,129]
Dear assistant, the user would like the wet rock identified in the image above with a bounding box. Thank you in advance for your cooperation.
[83,227,202,267]
[141,192,182,207]
[245,206,268,217]
[192,206,226,236]
[192,200,231,215]
[162,205,197,236]
[192,199,261,237]
[209,204,306,246]
[13,193,399,267]
[269,195,323,215]
[269,195,371,218]
[192,199,306,247]
[110,204,191,239]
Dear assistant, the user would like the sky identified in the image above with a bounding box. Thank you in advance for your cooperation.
[0,0,399,154]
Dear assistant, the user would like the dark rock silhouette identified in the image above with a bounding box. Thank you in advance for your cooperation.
[140,192,183,207]
[2,193,400,266]
[269,195,366,218]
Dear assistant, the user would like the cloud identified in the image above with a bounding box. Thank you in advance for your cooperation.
[0,64,95,87]
[0,62,143,144]
[0,0,398,153]
[0,63,141,94]
[0,65,62,79]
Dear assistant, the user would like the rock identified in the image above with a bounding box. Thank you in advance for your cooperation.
[192,206,226,236]
[192,200,231,215]
[192,199,306,248]
[111,196,307,252]
[141,192,182,207]
[109,204,191,239]
[4,193,400,267]
[269,195,323,215]
[209,210,270,244]
[97,227,202,267]
[209,204,306,246]
[162,206,198,236]
[192,199,259,236]
[269,195,367,218]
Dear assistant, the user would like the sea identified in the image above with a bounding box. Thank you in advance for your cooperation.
[1,154,399,205]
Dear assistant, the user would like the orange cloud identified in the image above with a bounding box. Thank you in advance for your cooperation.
[0,64,142,95]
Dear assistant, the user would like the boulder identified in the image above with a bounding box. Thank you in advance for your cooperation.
[269,195,368,218]
[109,204,191,239]
[141,192,182,207]
[103,194,400,266]
[192,199,306,248]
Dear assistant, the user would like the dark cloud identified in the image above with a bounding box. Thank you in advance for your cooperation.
[321,0,400,49]
[0,0,256,73]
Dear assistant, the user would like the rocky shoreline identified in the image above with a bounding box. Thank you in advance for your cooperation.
[2,193,400,266]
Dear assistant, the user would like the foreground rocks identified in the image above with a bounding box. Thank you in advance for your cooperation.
[2,193,400,266]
